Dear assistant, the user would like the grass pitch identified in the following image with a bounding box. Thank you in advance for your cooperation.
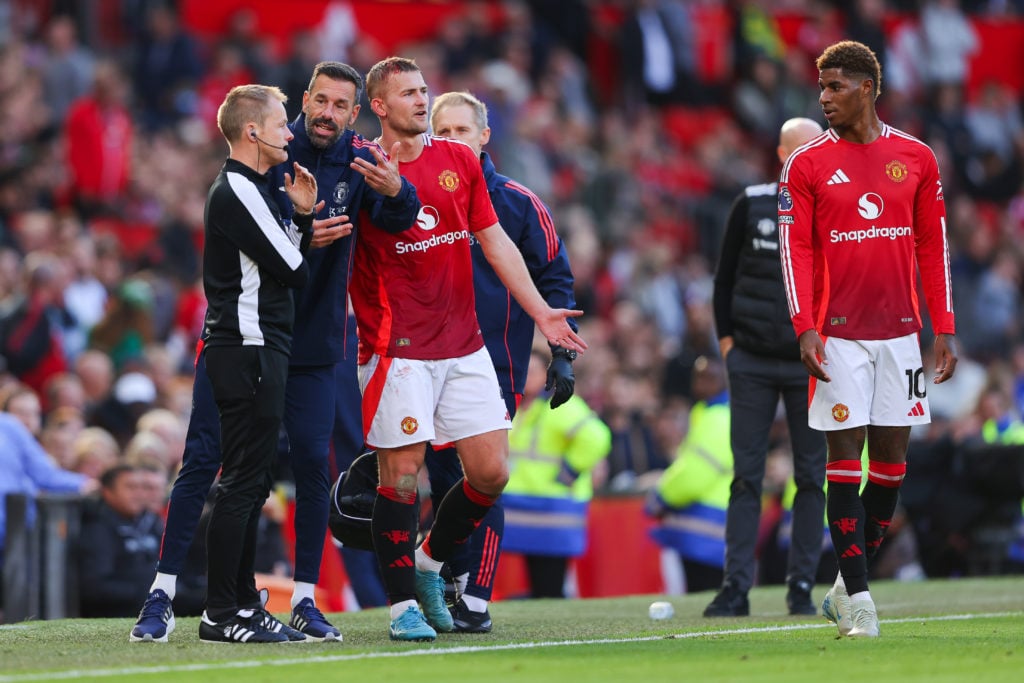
[1,576,1022,683]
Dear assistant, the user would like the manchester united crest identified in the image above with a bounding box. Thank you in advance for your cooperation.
[831,403,850,423]
[438,170,460,193]
[333,181,350,205]
[885,160,908,183]
[401,416,419,435]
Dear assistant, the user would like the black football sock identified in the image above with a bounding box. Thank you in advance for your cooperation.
[372,485,418,604]
[421,478,496,564]
[862,461,906,560]
[826,459,868,595]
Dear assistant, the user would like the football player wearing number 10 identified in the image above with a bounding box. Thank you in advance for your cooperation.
[778,40,958,638]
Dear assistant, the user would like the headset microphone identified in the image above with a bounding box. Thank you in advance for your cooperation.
[251,131,289,152]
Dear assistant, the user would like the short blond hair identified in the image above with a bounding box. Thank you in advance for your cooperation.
[216,84,287,142]
[431,91,489,132]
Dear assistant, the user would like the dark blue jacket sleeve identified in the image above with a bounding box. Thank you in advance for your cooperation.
[364,178,419,234]
[511,191,578,332]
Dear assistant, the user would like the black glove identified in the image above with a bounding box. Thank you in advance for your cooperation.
[545,347,576,409]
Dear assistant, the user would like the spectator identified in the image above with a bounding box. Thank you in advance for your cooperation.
[731,0,785,74]
[91,370,157,447]
[964,80,1024,170]
[0,410,94,593]
[0,252,69,393]
[732,54,817,150]
[133,460,171,516]
[620,0,697,109]
[502,348,612,598]
[922,83,973,187]
[131,4,203,131]
[62,231,110,359]
[87,278,155,372]
[1,381,43,437]
[38,405,85,470]
[647,356,732,593]
[272,29,322,120]
[42,371,86,415]
[78,464,163,617]
[195,43,254,136]
[135,407,186,476]
[965,251,1021,362]
[920,0,978,89]
[69,426,120,479]
[73,348,114,421]
[601,370,671,491]
[222,8,274,84]
[63,59,133,219]
[40,14,95,123]
[843,0,888,79]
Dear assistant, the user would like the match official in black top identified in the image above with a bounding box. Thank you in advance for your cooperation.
[199,84,316,644]
[704,118,827,618]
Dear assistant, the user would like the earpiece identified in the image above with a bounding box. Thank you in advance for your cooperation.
[249,130,256,139]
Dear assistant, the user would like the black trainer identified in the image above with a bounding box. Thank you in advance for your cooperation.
[198,611,290,644]
[703,583,750,617]
[257,608,308,642]
[786,579,817,616]
[255,588,307,642]
[450,598,492,633]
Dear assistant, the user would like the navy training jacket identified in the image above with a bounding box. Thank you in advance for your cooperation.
[472,152,577,398]
[271,115,419,366]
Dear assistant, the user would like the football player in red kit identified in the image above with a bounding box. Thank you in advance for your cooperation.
[779,40,958,638]
[350,57,585,642]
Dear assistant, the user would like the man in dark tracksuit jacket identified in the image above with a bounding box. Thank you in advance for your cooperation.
[425,91,578,632]
[130,65,417,643]
[198,83,316,644]
[79,464,162,618]
[271,108,416,616]
[704,118,826,618]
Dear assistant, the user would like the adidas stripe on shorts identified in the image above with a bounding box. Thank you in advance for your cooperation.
[808,332,930,431]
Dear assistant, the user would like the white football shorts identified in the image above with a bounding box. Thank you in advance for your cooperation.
[808,332,930,431]
[358,346,512,449]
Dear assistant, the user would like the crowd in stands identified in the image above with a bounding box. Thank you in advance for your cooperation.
[3,0,1024,614]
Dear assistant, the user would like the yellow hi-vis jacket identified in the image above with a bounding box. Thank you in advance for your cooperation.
[649,396,732,567]
[501,394,612,557]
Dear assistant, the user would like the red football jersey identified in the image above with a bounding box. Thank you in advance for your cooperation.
[779,124,955,341]
[351,134,498,362]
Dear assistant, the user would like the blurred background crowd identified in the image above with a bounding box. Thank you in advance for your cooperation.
[3,0,1024,615]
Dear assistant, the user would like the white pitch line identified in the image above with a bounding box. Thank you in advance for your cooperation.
[1,612,1020,683]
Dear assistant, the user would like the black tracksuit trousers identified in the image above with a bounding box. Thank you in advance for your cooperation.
[204,345,289,617]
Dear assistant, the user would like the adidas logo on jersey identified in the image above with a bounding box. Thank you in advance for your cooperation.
[827,169,850,185]
[907,401,925,417]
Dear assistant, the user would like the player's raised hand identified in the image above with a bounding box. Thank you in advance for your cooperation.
[283,162,317,214]
[351,141,403,197]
